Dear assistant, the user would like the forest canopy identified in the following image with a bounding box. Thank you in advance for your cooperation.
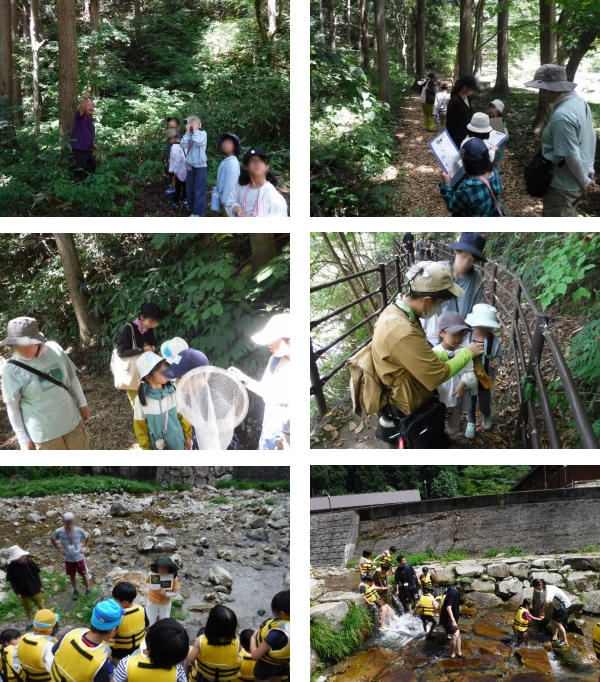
[0,0,290,216]
[310,465,534,497]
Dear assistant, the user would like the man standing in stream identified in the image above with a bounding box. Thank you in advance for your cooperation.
[50,512,92,600]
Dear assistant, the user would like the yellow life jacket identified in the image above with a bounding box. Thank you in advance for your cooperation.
[256,619,290,665]
[237,648,255,681]
[194,635,241,681]
[421,574,432,586]
[17,634,56,682]
[513,607,530,633]
[359,558,373,573]
[379,553,393,568]
[360,583,379,604]
[438,595,445,611]
[592,623,600,655]
[417,595,435,617]
[50,628,111,682]
[126,647,178,682]
[111,605,146,652]
[1,644,25,682]
[373,570,388,587]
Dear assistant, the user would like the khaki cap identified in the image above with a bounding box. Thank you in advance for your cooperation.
[405,262,465,298]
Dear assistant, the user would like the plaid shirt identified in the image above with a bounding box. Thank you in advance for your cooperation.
[440,169,507,216]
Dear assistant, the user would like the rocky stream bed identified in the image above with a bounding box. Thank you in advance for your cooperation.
[0,484,290,638]
[311,556,600,682]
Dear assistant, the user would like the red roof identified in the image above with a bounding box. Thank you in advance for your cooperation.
[310,489,421,512]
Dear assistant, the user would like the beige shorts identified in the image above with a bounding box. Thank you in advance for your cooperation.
[38,421,91,450]
[542,186,585,217]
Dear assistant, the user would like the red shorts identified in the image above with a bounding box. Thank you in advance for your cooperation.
[65,559,87,577]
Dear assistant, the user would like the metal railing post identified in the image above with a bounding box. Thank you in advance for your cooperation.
[378,263,388,309]
[491,263,498,308]
[310,339,328,417]
[394,255,402,294]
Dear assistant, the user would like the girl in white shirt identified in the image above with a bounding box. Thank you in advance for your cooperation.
[226,148,288,217]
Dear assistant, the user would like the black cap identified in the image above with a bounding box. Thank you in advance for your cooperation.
[362,574,374,582]
[243,148,269,164]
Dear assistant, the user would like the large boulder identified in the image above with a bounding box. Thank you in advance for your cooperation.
[154,526,169,536]
[431,567,456,586]
[468,579,495,593]
[208,564,233,588]
[585,557,600,572]
[455,564,484,578]
[509,563,530,580]
[496,578,523,600]
[137,537,155,553]
[310,601,349,629]
[27,512,43,523]
[565,556,593,571]
[530,558,562,571]
[109,501,131,517]
[508,587,534,606]
[248,528,268,541]
[100,568,149,602]
[581,590,600,615]
[154,538,177,552]
[486,563,511,579]
[464,592,504,608]
[565,571,600,593]
[529,571,565,588]
[315,591,365,607]
[310,647,321,675]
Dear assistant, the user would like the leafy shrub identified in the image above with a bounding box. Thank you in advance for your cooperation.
[568,319,600,385]
[310,604,373,662]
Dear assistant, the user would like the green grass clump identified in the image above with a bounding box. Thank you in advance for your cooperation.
[566,544,600,554]
[346,560,358,568]
[310,604,373,662]
[171,607,189,621]
[216,478,290,492]
[505,547,525,557]
[209,497,230,505]
[0,475,188,499]
[485,549,500,558]
[265,498,275,506]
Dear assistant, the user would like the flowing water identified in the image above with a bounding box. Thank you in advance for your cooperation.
[319,573,600,681]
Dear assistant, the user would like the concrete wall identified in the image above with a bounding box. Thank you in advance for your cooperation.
[233,466,290,482]
[311,511,360,567]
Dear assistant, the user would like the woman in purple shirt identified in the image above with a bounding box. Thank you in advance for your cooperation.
[71,92,98,181]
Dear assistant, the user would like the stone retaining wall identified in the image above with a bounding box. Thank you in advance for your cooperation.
[311,511,359,567]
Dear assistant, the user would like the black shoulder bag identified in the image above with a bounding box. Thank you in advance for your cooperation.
[524,150,565,198]
[8,360,69,391]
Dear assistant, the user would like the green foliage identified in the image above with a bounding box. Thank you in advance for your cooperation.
[568,319,600,384]
[346,559,359,568]
[505,547,526,557]
[309,604,373,662]
[215,478,290,492]
[209,497,230,505]
[404,546,469,566]
[0,467,74,480]
[485,549,500,558]
[264,498,275,505]
[430,470,460,499]
[0,476,188,499]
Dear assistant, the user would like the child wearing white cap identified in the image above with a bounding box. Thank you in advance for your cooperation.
[460,112,499,161]
[228,314,290,449]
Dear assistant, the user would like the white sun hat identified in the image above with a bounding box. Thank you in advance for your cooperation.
[251,314,291,345]
[488,99,505,114]
[467,112,493,134]
[160,337,189,364]
[465,304,500,329]
[8,545,30,562]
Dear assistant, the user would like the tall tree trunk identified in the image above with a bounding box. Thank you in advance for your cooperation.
[133,0,141,45]
[53,233,101,346]
[408,14,415,73]
[57,0,78,137]
[327,0,336,51]
[11,0,22,123]
[532,0,556,134]
[345,0,350,48]
[457,0,472,77]
[90,0,98,98]
[255,0,268,43]
[0,0,13,116]
[491,0,509,95]
[267,0,276,36]
[565,27,598,82]
[335,232,379,315]
[318,0,324,36]
[373,0,391,104]
[555,9,567,66]
[249,233,278,272]
[471,0,484,78]
[359,0,369,69]
[415,0,424,76]
[29,0,44,138]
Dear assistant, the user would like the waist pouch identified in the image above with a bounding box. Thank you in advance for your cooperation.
[377,397,450,449]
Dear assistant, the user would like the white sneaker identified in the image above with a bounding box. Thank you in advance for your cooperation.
[483,416,493,430]
[465,422,476,439]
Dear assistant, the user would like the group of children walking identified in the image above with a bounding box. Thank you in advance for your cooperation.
[164,116,288,217]
[0,556,290,682]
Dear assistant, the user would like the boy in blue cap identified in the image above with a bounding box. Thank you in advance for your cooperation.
[50,599,124,682]
[162,349,240,450]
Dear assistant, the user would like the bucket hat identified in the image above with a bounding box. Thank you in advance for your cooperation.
[91,600,125,631]
[467,112,492,134]
[524,64,576,92]
[8,545,30,562]
[150,555,178,572]
[465,304,500,329]
[438,312,472,334]
[162,349,209,380]
[136,351,165,380]
[488,99,505,114]
[0,317,47,347]
[251,314,291,345]
[160,337,189,364]
[403,262,465,300]
[32,609,60,631]
[217,133,241,155]
[460,138,490,163]
[448,232,487,263]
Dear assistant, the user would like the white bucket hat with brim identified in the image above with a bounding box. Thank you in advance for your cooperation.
[467,112,492,134]
[524,64,577,92]
[136,351,165,380]
[465,303,500,329]
[251,314,291,344]
[0,317,47,347]
[8,545,30,562]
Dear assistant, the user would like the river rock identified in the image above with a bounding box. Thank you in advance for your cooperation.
[45,509,59,518]
[503,674,553,682]
[487,563,511,579]
[530,558,562,571]
[246,515,267,529]
[335,647,398,682]
[27,512,43,523]
[431,567,456,585]
[508,587,534,606]
[456,564,484,578]
[100,567,149,601]
[140,522,152,533]
[217,549,233,561]
[465,592,504,608]
[516,648,552,674]
[581,590,600,614]
[552,633,597,670]
[154,526,169,536]
[448,674,497,682]
[271,518,290,529]
[565,571,599,593]
[283,573,290,587]
[379,670,417,682]
[195,548,205,556]
[310,647,320,675]
[248,528,268,541]
[109,501,131,517]
[496,578,523,599]
[154,538,176,552]
[316,591,364,607]
[473,621,511,639]
[585,557,600,571]
[529,571,565,588]
[209,564,233,587]
[437,654,504,671]
[310,601,348,629]
[468,580,493,593]
[509,563,531,580]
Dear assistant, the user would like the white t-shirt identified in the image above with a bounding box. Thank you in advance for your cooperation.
[544,584,571,609]
[432,343,477,408]
[243,188,260,215]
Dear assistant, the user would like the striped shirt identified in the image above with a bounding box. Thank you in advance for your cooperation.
[113,657,187,682]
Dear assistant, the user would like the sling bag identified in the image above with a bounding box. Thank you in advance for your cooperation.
[524,150,565,198]
[8,360,69,391]
[111,323,141,391]
[391,396,450,449]
[476,175,505,216]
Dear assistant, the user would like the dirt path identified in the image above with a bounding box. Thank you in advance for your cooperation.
[392,95,544,217]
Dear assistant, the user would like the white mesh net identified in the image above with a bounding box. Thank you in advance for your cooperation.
[175,366,249,450]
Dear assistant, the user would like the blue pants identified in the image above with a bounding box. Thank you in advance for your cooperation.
[186,166,207,215]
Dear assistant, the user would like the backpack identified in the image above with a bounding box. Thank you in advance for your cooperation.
[348,344,390,417]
